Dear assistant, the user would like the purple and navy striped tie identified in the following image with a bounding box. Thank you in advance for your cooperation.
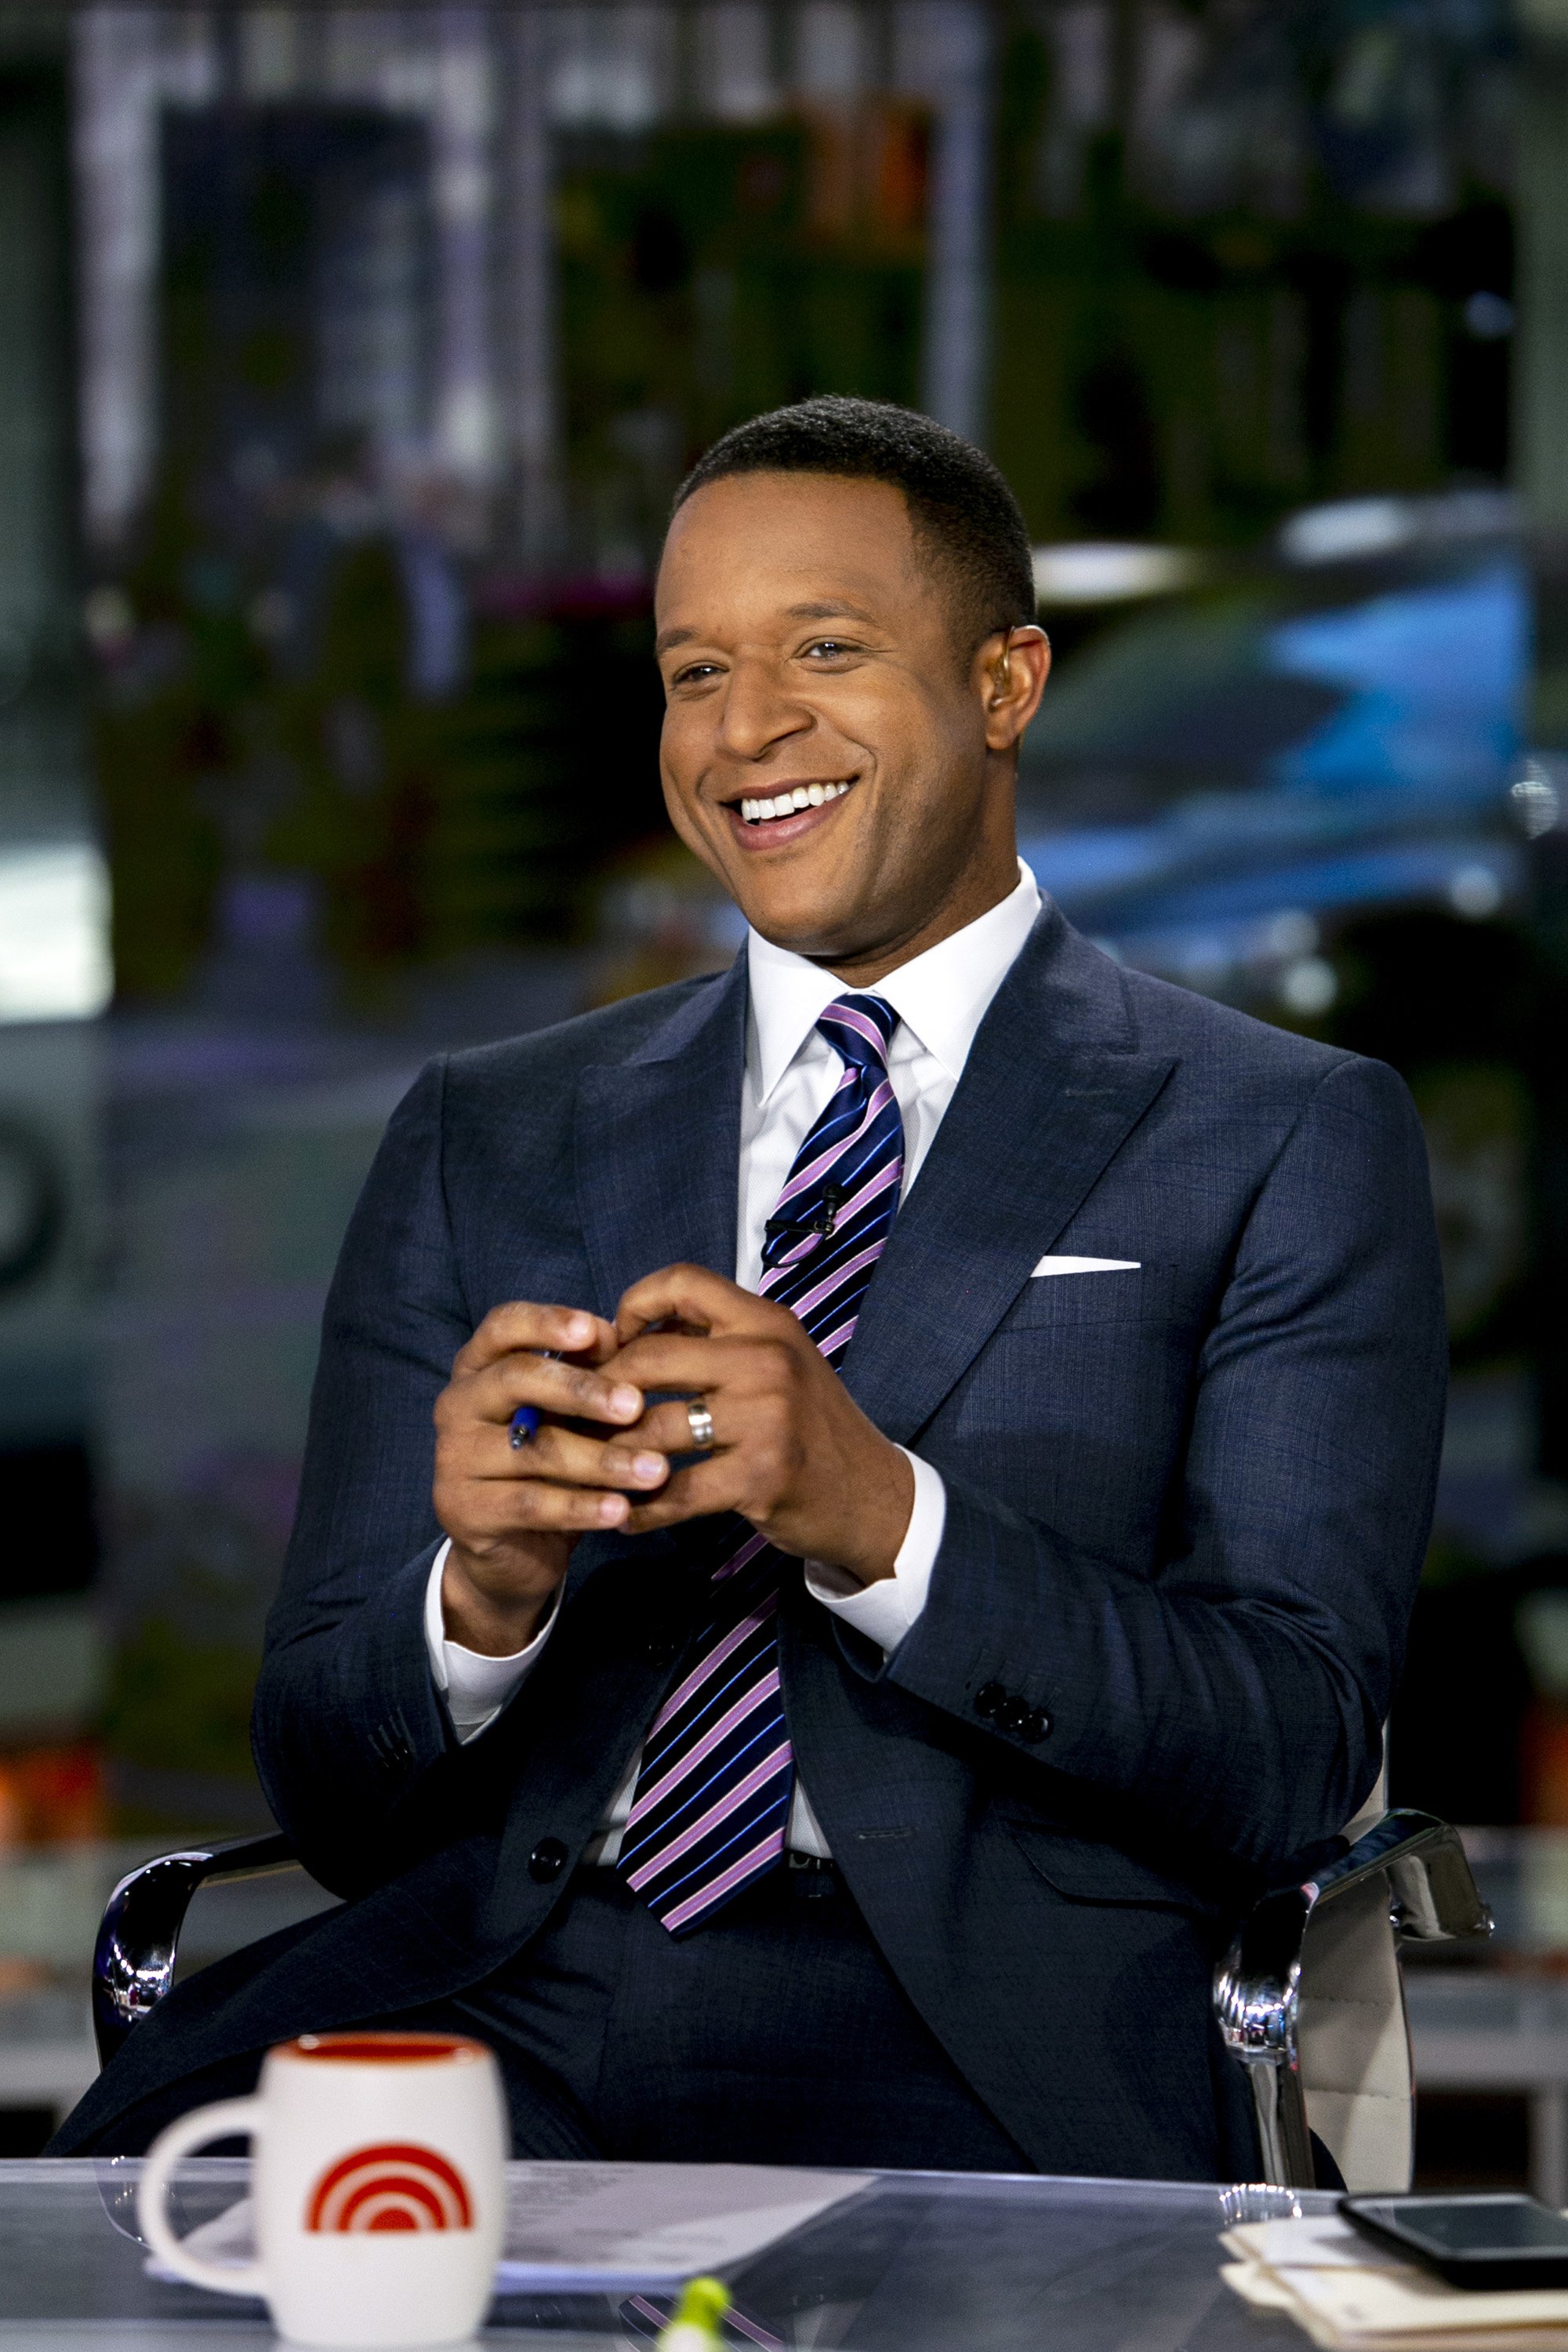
[617,993,904,1936]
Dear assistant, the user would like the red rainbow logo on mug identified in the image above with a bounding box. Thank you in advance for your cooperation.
[306,2143,474,2234]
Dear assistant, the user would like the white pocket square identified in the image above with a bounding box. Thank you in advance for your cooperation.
[1031,1256,1142,1277]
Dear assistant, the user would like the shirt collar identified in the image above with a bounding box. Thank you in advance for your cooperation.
[745,859,1042,1105]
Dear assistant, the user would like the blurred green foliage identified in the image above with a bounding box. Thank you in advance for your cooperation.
[99,510,669,997]
[100,1616,260,1787]
[554,116,926,524]
[989,21,1509,544]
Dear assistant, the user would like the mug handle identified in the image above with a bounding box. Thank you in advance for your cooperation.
[137,2097,266,2297]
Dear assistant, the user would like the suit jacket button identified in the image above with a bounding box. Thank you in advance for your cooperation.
[1020,1708,1051,1744]
[975,1682,1007,1719]
[998,1696,1031,1736]
[528,1838,568,1882]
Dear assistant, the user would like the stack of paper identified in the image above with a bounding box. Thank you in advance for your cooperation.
[1221,2214,1568,2350]
[494,2161,873,2290]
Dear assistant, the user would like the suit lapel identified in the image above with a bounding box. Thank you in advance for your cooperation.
[842,909,1176,1443]
[575,956,748,1319]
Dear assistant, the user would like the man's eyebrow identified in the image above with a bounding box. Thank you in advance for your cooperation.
[654,625,700,657]
[785,600,877,625]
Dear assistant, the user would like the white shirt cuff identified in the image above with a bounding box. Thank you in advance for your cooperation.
[803,1449,946,1657]
[423,1540,560,1743]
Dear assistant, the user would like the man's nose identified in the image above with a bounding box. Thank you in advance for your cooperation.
[716,657,811,760]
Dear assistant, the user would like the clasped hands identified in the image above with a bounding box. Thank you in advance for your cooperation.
[434,1265,914,1657]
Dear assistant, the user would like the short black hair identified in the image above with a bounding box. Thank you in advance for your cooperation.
[672,396,1036,654]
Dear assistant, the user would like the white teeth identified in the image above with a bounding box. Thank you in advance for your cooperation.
[738,781,853,826]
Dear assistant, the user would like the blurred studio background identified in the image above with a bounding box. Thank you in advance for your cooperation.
[0,0,1566,2176]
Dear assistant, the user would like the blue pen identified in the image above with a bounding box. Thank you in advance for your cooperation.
[510,1351,561,1448]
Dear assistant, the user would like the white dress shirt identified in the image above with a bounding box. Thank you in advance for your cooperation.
[424,858,1043,1860]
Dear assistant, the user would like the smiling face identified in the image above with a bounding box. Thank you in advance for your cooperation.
[654,470,1049,983]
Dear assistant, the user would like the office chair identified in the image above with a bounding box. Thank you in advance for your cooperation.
[1214,1806,1491,2191]
[93,1831,299,2068]
[96,1806,1490,2191]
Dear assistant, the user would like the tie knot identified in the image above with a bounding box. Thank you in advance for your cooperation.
[817,993,897,1074]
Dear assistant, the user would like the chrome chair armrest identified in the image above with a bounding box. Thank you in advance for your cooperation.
[93,1831,299,2067]
[1214,1809,1491,2189]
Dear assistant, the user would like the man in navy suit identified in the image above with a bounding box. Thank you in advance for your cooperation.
[57,397,1445,2177]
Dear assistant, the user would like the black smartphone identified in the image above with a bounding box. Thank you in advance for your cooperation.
[1341,2194,1568,2289]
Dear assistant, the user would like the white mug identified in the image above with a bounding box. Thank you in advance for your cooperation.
[137,2029,509,2348]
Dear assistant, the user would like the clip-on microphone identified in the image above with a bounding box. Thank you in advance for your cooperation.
[764,1183,847,1249]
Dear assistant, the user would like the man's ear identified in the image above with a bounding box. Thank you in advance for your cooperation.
[980,624,1051,752]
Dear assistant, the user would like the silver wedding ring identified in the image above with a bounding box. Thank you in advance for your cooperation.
[685,1400,716,1451]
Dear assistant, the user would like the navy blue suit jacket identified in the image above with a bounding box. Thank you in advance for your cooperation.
[59,906,1446,2175]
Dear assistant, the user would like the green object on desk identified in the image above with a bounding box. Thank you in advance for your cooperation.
[656,2275,731,2352]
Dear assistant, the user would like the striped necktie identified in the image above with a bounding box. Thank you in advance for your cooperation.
[617,993,904,1935]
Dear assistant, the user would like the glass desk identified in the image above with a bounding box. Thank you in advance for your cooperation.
[0,2159,1322,2349]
